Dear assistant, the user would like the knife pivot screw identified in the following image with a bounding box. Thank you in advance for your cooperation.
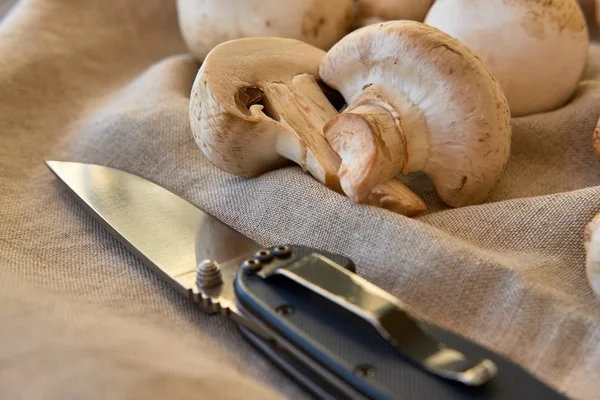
[254,249,273,263]
[275,304,295,316]
[272,245,291,258]
[353,364,376,379]
[242,258,262,273]
[196,259,223,289]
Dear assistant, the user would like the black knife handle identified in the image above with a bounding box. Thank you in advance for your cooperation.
[234,245,566,400]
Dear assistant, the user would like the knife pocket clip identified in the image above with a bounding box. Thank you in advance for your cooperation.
[254,252,498,386]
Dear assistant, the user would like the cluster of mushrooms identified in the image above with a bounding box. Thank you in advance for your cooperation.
[182,0,590,215]
[180,1,600,293]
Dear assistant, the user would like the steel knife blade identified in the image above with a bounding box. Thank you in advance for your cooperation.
[45,160,260,320]
[46,160,567,400]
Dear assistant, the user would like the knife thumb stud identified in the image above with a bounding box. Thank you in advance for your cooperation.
[196,259,223,289]
[254,249,274,263]
[242,258,263,274]
[272,246,292,258]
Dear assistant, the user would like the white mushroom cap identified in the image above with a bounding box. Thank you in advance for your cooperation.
[585,212,600,297]
[425,0,589,117]
[190,37,427,216]
[354,0,434,26]
[320,21,512,208]
[177,0,354,61]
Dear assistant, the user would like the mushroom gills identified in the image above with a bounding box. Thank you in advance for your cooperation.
[319,21,511,208]
[260,75,343,191]
[325,101,406,202]
[263,74,426,215]
[323,82,431,206]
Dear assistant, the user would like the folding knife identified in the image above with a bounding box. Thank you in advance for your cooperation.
[46,161,566,400]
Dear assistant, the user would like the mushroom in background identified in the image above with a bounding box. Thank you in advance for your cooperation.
[190,37,426,216]
[353,0,434,27]
[585,212,600,297]
[320,21,511,209]
[177,0,354,61]
[425,0,589,117]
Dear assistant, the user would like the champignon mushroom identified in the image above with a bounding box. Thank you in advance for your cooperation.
[353,0,434,27]
[425,0,589,117]
[319,21,512,208]
[585,212,600,296]
[190,37,426,216]
[177,0,355,61]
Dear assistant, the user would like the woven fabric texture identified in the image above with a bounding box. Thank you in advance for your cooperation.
[1,1,599,399]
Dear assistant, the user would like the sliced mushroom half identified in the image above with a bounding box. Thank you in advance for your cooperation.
[320,21,512,208]
[190,37,426,216]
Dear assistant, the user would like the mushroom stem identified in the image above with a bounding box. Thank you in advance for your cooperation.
[272,74,426,216]
[324,96,409,203]
[368,180,426,216]
[261,79,343,192]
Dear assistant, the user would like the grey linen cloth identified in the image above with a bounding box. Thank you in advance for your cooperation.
[1,1,600,399]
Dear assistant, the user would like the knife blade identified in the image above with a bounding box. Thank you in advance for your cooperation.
[46,160,566,400]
